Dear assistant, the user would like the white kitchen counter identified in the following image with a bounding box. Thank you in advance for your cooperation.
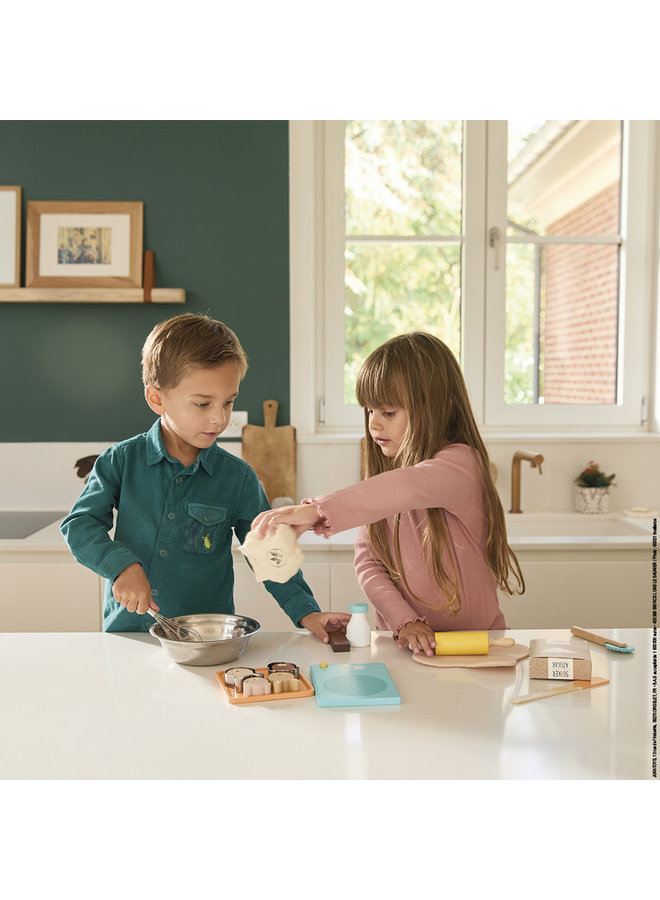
[0,514,69,551]
[1,514,654,553]
[0,627,653,779]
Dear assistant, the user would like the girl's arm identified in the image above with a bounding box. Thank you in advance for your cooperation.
[354,529,436,656]
[251,501,324,538]
[251,445,481,539]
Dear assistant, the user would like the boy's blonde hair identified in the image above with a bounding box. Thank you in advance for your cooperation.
[356,332,524,615]
[141,314,248,389]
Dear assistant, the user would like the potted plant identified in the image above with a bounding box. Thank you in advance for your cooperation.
[574,461,616,514]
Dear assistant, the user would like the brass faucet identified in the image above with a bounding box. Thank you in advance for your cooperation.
[509,450,544,514]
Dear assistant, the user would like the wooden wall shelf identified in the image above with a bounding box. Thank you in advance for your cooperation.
[0,287,185,304]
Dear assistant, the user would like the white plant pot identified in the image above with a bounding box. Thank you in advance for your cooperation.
[574,486,610,514]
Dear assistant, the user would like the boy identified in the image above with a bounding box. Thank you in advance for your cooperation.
[61,313,349,641]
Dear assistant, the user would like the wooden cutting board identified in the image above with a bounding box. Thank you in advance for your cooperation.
[241,399,296,503]
[412,642,529,669]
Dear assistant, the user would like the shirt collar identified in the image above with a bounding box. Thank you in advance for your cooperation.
[145,419,216,475]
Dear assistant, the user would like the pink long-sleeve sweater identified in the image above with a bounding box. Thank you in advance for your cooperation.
[307,443,507,635]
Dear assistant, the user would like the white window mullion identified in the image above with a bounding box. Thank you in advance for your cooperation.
[461,120,488,425]
[289,120,318,434]
[616,120,653,425]
[483,120,509,427]
[322,121,363,430]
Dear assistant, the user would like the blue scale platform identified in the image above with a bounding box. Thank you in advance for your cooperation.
[309,662,401,707]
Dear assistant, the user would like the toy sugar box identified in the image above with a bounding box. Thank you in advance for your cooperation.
[528,638,592,681]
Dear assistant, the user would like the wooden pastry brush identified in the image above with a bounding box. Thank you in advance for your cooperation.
[571,626,634,653]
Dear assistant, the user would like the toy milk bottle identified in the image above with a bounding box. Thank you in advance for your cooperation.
[346,602,371,648]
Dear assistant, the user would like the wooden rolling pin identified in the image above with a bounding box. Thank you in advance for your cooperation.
[434,631,515,656]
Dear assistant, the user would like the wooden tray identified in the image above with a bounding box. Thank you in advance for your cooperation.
[216,667,315,704]
[412,642,529,669]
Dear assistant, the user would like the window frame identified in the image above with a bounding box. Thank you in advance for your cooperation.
[289,120,658,435]
[484,119,654,429]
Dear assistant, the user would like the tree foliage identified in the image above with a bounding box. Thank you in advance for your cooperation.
[344,120,463,403]
[343,120,540,406]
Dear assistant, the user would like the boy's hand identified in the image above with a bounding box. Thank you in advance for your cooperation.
[299,611,352,643]
[251,503,322,538]
[112,563,157,615]
[396,622,436,656]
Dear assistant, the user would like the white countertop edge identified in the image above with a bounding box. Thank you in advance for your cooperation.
[1,515,654,554]
[294,430,660,444]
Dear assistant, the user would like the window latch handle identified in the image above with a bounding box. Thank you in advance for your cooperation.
[488,226,500,270]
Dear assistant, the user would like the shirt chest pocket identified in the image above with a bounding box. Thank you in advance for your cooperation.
[182,504,228,555]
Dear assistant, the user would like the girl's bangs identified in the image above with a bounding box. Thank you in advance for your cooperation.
[356,356,406,411]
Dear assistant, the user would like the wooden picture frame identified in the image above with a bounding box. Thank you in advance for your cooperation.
[26,201,143,288]
[0,186,21,287]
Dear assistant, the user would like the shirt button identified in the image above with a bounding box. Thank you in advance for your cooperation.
[151,589,158,597]
[159,550,167,557]
[168,513,175,519]
[175,477,182,484]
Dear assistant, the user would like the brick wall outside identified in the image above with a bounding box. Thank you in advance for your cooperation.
[542,181,620,403]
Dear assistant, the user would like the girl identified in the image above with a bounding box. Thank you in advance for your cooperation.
[252,332,524,656]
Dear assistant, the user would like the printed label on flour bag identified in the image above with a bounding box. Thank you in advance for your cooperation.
[548,657,574,679]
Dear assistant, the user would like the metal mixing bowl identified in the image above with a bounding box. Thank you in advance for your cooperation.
[149,613,260,666]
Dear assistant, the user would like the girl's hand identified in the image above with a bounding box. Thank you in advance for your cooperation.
[113,562,157,615]
[396,621,436,657]
[299,611,352,643]
[251,503,322,538]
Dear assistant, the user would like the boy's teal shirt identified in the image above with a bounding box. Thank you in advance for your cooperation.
[60,420,319,632]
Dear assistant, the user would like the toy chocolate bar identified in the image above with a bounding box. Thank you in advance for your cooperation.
[328,631,351,652]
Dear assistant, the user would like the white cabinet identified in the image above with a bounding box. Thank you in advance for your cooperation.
[329,561,374,624]
[232,555,330,630]
[499,549,651,629]
[231,546,370,630]
[233,541,652,635]
[0,553,101,632]
[10,532,647,635]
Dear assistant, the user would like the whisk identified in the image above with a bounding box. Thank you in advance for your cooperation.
[147,608,202,642]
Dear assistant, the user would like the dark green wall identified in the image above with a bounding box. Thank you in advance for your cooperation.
[0,121,290,441]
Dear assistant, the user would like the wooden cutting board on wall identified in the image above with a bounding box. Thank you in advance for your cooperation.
[241,399,296,503]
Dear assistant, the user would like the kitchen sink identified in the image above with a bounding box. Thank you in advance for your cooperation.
[504,512,650,538]
[0,511,68,539]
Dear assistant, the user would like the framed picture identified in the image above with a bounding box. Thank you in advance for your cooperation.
[0,186,21,287]
[26,201,143,288]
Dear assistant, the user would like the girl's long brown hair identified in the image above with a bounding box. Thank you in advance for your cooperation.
[356,332,524,615]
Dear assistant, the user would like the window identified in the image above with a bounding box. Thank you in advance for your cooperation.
[502,120,622,406]
[289,121,656,433]
[343,120,463,403]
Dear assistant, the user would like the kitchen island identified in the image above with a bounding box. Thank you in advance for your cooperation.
[0,627,653,779]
